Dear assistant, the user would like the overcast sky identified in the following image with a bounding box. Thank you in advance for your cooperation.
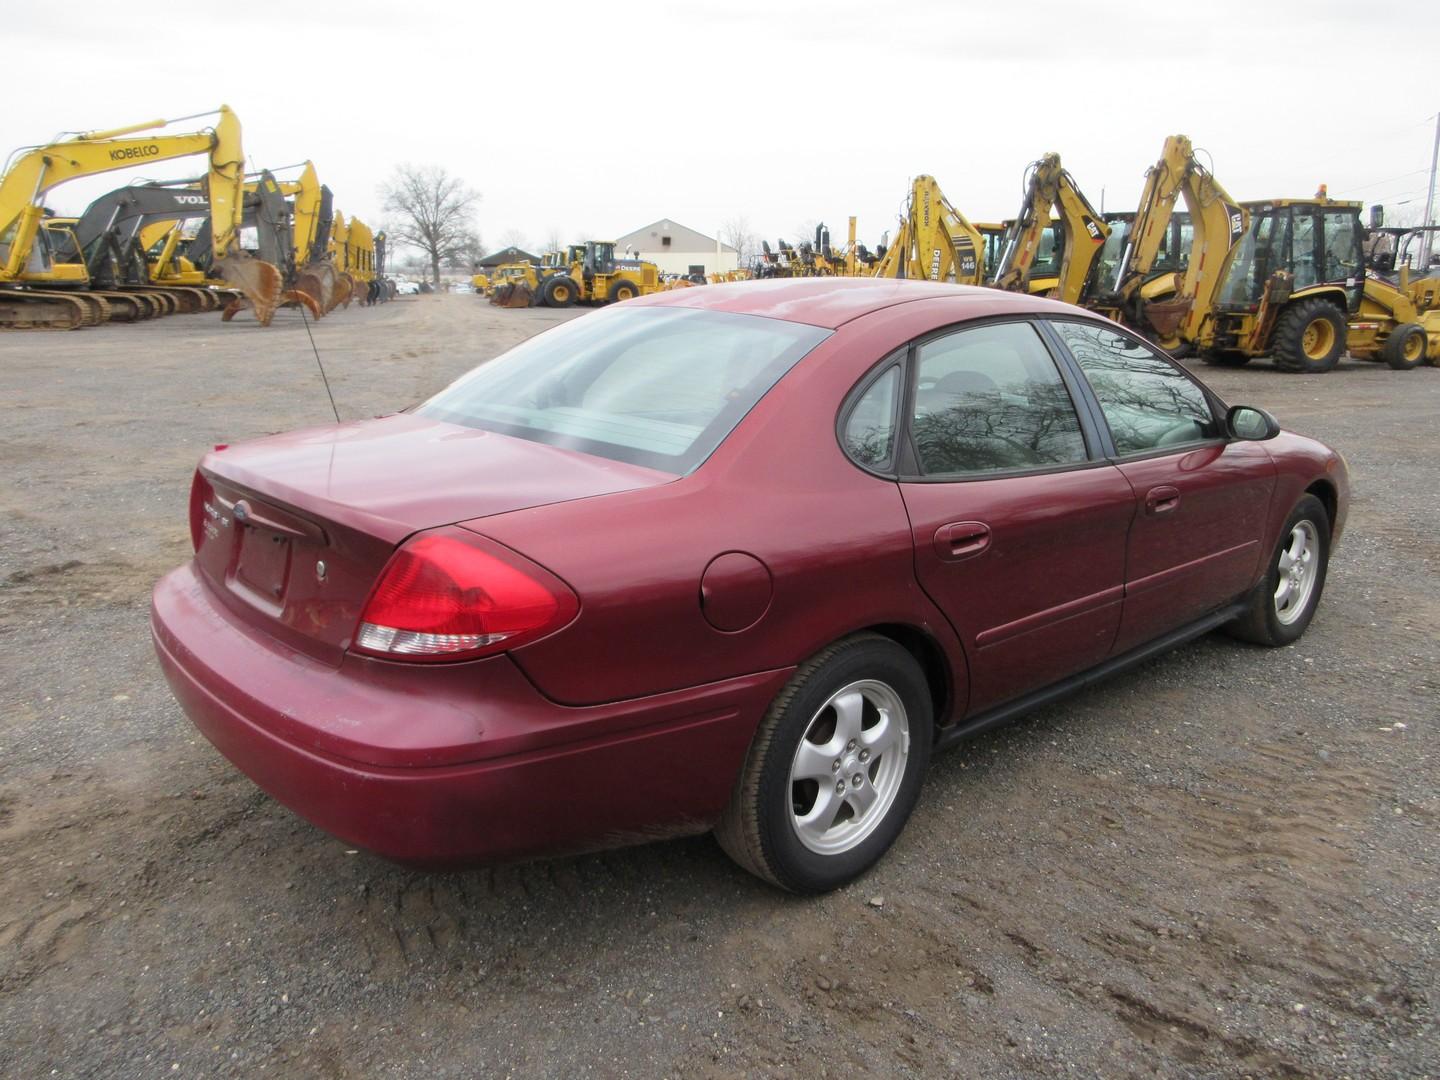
[5,0,1435,261]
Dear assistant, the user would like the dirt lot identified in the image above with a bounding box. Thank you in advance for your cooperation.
[1,293,1436,1078]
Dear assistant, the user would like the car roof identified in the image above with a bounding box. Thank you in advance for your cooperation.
[633,277,1075,329]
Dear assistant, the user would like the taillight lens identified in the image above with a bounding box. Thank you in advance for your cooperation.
[188,470,213,552]
[353,530,578,662]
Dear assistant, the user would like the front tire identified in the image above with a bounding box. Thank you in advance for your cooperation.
[541,276,577,308]
[1381,323,1427,370]
[1272,299,1346,374]
[1226,494,1331,646]
[715,634,932,893]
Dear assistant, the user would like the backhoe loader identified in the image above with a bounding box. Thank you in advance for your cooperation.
[991,153,1110,306]
[1193,198,1440,372]
[872,175,984,285]
[0,106,280,329]
[1087,135,1246,352]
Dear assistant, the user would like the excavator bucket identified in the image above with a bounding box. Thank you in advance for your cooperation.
[288,262,339,316]
[215,251,283,327]
[1142,296,1194,342]
[326,274,353,314]
[490,282,533,308]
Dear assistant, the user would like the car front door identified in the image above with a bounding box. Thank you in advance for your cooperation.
[1046,320,1277,655]
[889,319,1136,717]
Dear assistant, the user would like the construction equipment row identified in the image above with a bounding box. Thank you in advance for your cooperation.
[802,138,1437,372]
[0,106,385,330]
[479,136,1433,373]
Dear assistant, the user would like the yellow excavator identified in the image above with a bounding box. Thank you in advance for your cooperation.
[0,106,280,329]
[873,175,984,284]
[1086,135,1246,352]
[991,153,1110,305]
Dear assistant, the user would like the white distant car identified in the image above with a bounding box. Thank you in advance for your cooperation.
[394,281,420,296]
[452,283,474,294]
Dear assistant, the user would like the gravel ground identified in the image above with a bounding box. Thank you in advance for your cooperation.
[0,293,1436,1079]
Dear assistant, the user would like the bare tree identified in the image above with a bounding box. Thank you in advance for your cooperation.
[792,219,823,247]
[498,228,531,253]
[720,215,757,266]
[380,164,481,285]
[542,228,563,254]
[444,230,486,271]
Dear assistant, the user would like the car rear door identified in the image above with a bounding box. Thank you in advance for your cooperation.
[1045,319,1276,655]
[888,319,1135,716]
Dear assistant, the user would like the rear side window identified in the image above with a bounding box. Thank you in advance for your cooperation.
[911,321,1088,476]
[1049,320,1217,455]
[842,365,900,470]
[418,307,830,474]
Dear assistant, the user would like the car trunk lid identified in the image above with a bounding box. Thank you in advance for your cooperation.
[191,413,673,666]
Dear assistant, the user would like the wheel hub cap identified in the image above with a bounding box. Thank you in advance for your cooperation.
[1274,520,1319,625]
[788,679,910,856]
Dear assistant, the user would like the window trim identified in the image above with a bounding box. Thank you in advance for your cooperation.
[1040,315,1228,462]
[836,348,907,477]
[895,315,1107,484]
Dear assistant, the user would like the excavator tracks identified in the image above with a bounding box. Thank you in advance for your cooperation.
[0,289,110,330]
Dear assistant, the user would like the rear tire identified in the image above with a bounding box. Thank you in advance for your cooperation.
[715,634,932,893]
[1272,299,1346,374]
[1381,323,1427,370]
[1226,494,1330,647]
[609,279,640,302]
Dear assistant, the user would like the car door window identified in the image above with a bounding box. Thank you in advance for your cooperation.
[910,321,1088,476]
[842,364,900,470]
[1049,320,1218,456]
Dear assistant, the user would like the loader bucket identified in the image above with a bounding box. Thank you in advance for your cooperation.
[491,282,533,308]
[215,251,283,327]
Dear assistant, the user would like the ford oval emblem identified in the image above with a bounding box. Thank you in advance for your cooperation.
[233,500,250,522]
[315,560,327,582]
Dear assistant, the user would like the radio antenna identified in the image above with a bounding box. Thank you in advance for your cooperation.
[299,305,341,423]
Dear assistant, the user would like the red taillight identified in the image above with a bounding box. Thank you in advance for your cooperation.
[353,530,578,662]
[188,470,213,552]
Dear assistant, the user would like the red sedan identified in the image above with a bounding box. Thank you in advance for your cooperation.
[151,279,1348,893]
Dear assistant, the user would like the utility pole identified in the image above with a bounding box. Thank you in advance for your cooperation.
[1423,110,1439,270]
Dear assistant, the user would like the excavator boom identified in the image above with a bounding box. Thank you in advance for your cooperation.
[1092,135,1246,348]
[993,153,1109,305]
[873,175,984,285]
[0,106,280,327]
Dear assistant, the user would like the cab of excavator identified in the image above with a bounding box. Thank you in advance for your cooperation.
[1215,201,1365,312]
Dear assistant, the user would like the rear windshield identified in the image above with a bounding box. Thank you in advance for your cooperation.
[417,306,831,473]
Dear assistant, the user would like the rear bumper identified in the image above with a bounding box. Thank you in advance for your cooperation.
[151,563,790,865]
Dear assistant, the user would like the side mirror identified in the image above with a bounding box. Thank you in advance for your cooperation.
[1227,405,1281,441]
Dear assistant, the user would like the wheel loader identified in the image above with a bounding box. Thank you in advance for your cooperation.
[1194,198,1440,372]
[534,242,658,308]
